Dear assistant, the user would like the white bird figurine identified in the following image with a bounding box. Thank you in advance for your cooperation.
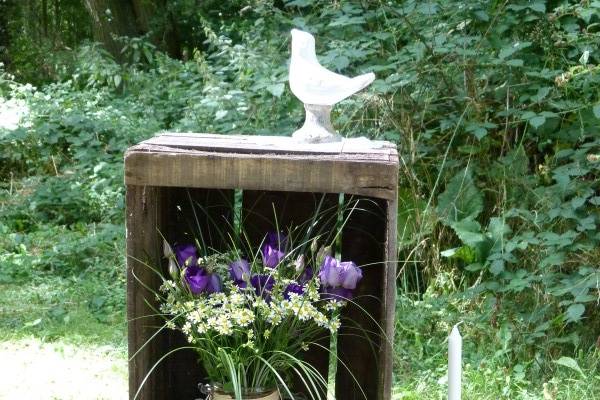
[289,28,375,143]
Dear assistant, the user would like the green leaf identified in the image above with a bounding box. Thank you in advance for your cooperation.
[528,2,546,12]
[24,318,42,328]
[473,10,489,21]
[553,357,585,377]
[540,252,565,268]
[531,87,551,103]
[113,75,122,88]
[593,104,600,119]
[490,259,505,275]
[436,168,484,224]
[332,55,350,71]
[565,303,585,323]
[286,0,312,7]
[488,217,511,249]
[215,110,228,120]
[416,2,438,15]
[451,218,485,246]
[528,115,546,129]
[267,83,285,97]
[498,41,531,59]
[143,47,153,63]
[506,59,524,67]
[441,245,478,264]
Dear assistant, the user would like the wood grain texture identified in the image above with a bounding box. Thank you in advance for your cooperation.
[127,185,168,399]
[145,132,397,155]
[125,133,398,201]
[381,194,398,400]
[337,196,392,400]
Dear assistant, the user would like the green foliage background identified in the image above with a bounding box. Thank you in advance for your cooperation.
[1,0,599,398]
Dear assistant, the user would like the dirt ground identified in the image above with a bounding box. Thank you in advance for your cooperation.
[0,338,127,400]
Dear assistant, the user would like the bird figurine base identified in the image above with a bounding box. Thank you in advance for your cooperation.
[292,104,341,143]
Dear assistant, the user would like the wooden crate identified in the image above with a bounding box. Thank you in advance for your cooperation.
[125,133,398,400]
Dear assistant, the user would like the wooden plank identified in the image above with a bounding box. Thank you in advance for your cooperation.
[337,197,389,400]
[127,185,168,399]
[125,147,398,200]
[381,195,398,400]
[241,191,339,398]
[143,132,397,156]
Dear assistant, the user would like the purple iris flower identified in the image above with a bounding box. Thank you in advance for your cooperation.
[318,256,362,300]
[205,274,222,294]
[318,256,341,287]
[174,244,198,267]
[184,265,210,294]
[229,259,251,288]
[250,274,275,299]
[261,232,287,268]
[184,265,221,295]
[283,283,305,300]
[337,261,362,290]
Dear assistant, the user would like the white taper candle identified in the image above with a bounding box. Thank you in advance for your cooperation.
[448,325,462,400]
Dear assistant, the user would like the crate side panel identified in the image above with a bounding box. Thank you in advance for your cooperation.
[337,197,388,400]
[125,149,397,200]
[127,185,168,399]
[381,196,397,399]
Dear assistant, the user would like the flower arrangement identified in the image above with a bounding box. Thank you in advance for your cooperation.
[159,231,363,400]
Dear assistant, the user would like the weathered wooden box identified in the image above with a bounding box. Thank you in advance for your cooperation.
[125,133,398,400]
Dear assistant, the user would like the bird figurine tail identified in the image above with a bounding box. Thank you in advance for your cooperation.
[351,72,376,93]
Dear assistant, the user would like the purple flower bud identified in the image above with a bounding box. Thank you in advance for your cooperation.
[283,283,305,300]
[316,245,332,265]
[294,254,305,272]
[174,244,198,267]
[229,259,251,288]
[310,238,318,254]
[184,265,209,295]
[250,274,275,299]
[163,239,174,258]
[168,258,179,280]
[261,232,287,268]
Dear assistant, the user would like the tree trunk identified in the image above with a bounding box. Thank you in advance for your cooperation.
[53,0,59,46]
[0,0,11,67]
[41,0,48,37]
[83,0,140,61]
[84,0,183,61]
